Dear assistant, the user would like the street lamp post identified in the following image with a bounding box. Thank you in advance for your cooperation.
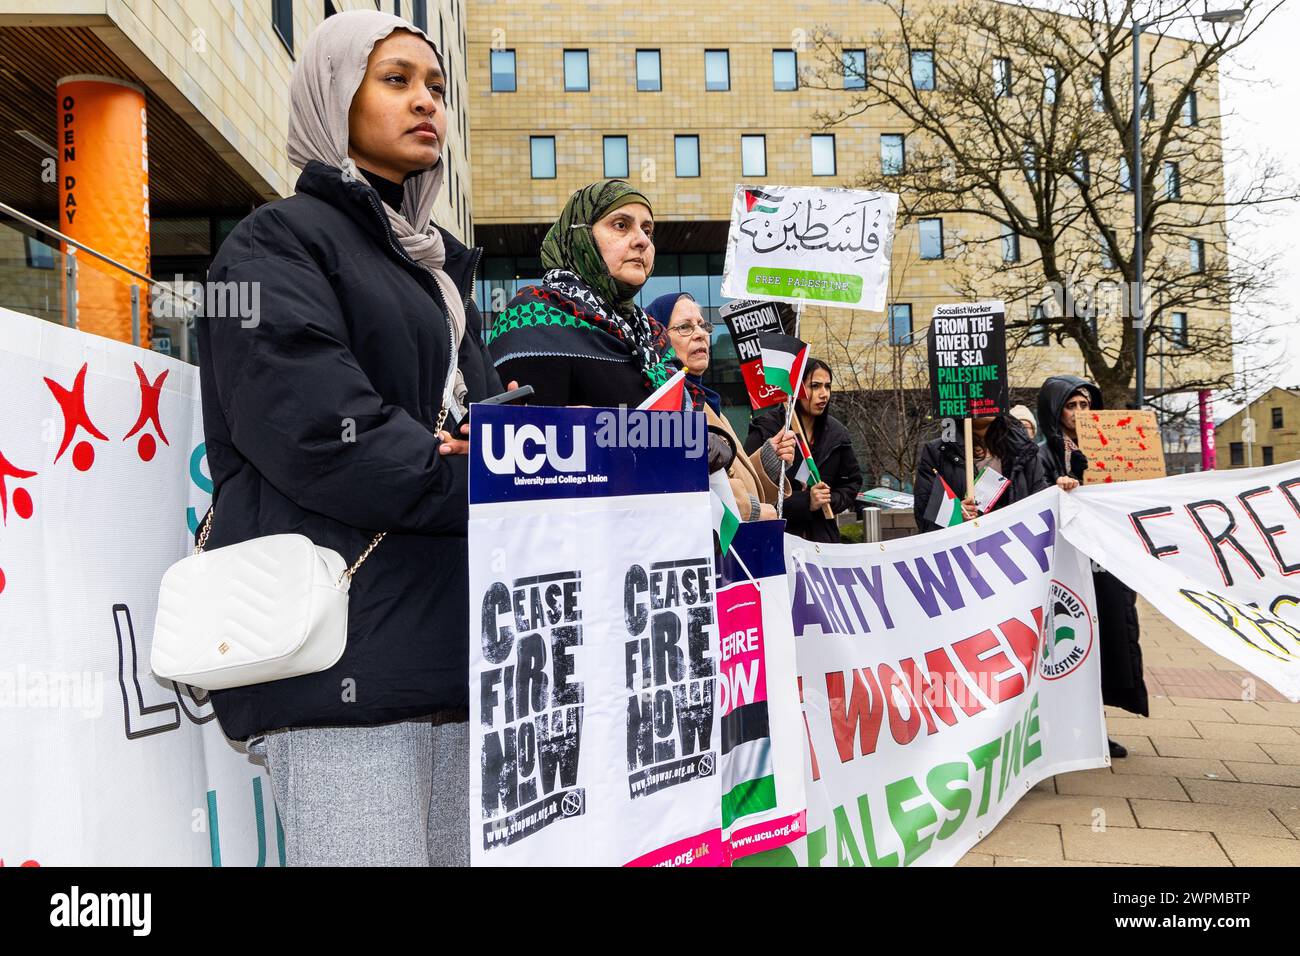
[1130,6,1243,410]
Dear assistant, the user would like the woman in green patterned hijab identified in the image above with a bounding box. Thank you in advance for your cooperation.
[490,179,681,406]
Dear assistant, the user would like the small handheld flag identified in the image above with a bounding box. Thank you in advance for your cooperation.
[637,368,688,411]
[757,332,809,400]
[793,433,822,487]
[710,469,742,555]
[923,474,965,528]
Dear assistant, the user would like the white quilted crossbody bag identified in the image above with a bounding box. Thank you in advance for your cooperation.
[150,509,386,691]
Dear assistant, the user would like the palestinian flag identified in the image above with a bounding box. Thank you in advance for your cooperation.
[636,368,688,411]
[924,475,964,528]
[710,469,742,555]
[757,332,809,399]
[793,434,821,487]
[745,188,784,214]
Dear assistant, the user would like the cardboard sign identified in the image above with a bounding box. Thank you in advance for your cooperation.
[1076,409,1166,484]
[718,298,797,410]
[721,185,898,311]
[926,301,1009,419]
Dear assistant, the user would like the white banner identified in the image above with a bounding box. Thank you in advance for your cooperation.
[1061,462,1300,701]
[721,185,898,312]
[778,492,1107,866]
[468,405,724,866]
[0,308,275,866]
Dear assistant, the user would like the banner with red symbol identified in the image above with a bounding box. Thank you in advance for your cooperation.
[718,298,797,410]
[0,307,276,866]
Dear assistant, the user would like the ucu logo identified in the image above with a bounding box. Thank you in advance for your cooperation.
[482,424,587,475]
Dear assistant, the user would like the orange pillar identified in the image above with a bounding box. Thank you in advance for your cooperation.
[56,75,151,348]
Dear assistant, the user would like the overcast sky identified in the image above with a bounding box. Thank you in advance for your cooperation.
[1220,0,1300,399]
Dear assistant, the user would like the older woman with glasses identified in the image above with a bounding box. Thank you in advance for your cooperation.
[647,292,794,520]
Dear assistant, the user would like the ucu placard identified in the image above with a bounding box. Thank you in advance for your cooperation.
[482,422,587,475]
[470,405,706,505]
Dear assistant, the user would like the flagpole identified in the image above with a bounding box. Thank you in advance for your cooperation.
[775,299,804,520]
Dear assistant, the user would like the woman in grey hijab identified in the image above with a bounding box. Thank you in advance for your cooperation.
[197,9,505,866]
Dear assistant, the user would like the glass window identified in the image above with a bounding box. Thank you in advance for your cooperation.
[1092,76,1104,112]
[675,135,700,177]
[272,0,293,56]
[1140,83,1154,120]
[1190,238,1205,273]
[24,236,56,269]
[603,136,629,178]
[1183,90,1198,126]
[491,50,516,92]
[919,218,943,259]
[741,135,766,177]
[1272,407,1284,429]
[843,49,866,90]
[1171,311,1188,348]
[1002,224,1019,263]
[773,50,798,91]
[1264,446,1275,466]
[1101,230,1116,270]
[993,56,1011,97]
[564,49,589,92]
[911,49,935,91]
[530,136,556,179]
[1074,151,1089,183]
[705,50,730,91]
[1230,442,1243,466]
[888,304,913,345]
[1120,156,1132,192]
[1029,304,1049,345]
[811,134,836,176]
[880,134,904,175]
[1044,65,1057,105]
[1023,143,1037,183]
[1164,161,1181,199]
[411,0,427,30]
[637,50,661,91]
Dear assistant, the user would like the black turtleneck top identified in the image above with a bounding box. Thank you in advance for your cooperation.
[359,167,406,211]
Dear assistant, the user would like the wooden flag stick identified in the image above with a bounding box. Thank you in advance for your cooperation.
[963,416,975,515]
[791,411,835,519]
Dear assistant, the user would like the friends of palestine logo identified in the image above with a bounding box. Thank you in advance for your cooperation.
[1040,581,1094,680]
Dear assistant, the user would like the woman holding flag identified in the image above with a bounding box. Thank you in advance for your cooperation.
[487,179,687,408]
[648,291,795,519]
[912,412,1047,532]
[745,357,863,543]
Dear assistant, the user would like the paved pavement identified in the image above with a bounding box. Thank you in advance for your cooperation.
[960,597,1300,867]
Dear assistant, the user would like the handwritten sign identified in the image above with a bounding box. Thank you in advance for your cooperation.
[718,298,797,410]
[721,185,898,311]
[1076,410,1166,484]
[926,302,1009,419]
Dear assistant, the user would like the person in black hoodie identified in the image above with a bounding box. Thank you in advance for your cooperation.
[1037,375,1150,757]
[745,359,862,542]
[197,11,505,865]
[913,413,1048,532]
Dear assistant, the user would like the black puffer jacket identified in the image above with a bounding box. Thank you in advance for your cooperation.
[744,406,863,543]
[196,160,503,741]
[1036,374,1149,717]
[913,417,1048,533]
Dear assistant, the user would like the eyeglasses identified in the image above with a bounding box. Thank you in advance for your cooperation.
[668,321,714,336]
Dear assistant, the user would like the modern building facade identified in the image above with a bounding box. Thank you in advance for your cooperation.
[1216,386,1300,470]
[0,0,1232,435]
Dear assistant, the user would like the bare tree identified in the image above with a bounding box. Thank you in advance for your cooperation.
[804,0,1293,411]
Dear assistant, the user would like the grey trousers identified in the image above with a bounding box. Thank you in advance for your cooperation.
[247,713,470,867]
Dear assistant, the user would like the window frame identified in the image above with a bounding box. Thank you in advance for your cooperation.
[529,135,556,179]
[603,135,629,179]
[490,49,517,93]
[773,49,799,91]
[674,134,700,178]
[910,49,935,91]
[888,303,913,345]
[810,133,837,176]
[993,56,1012,98]
[705,49,730,92]
[563,49,590,92]
[741,134,767,178]
[272,0,294,58]
[843,49,867,91]
[919,218,944,260]
[636,49,662,92]
[880,133,904,176]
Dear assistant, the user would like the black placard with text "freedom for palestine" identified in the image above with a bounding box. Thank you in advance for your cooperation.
[926,301,1009,419]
